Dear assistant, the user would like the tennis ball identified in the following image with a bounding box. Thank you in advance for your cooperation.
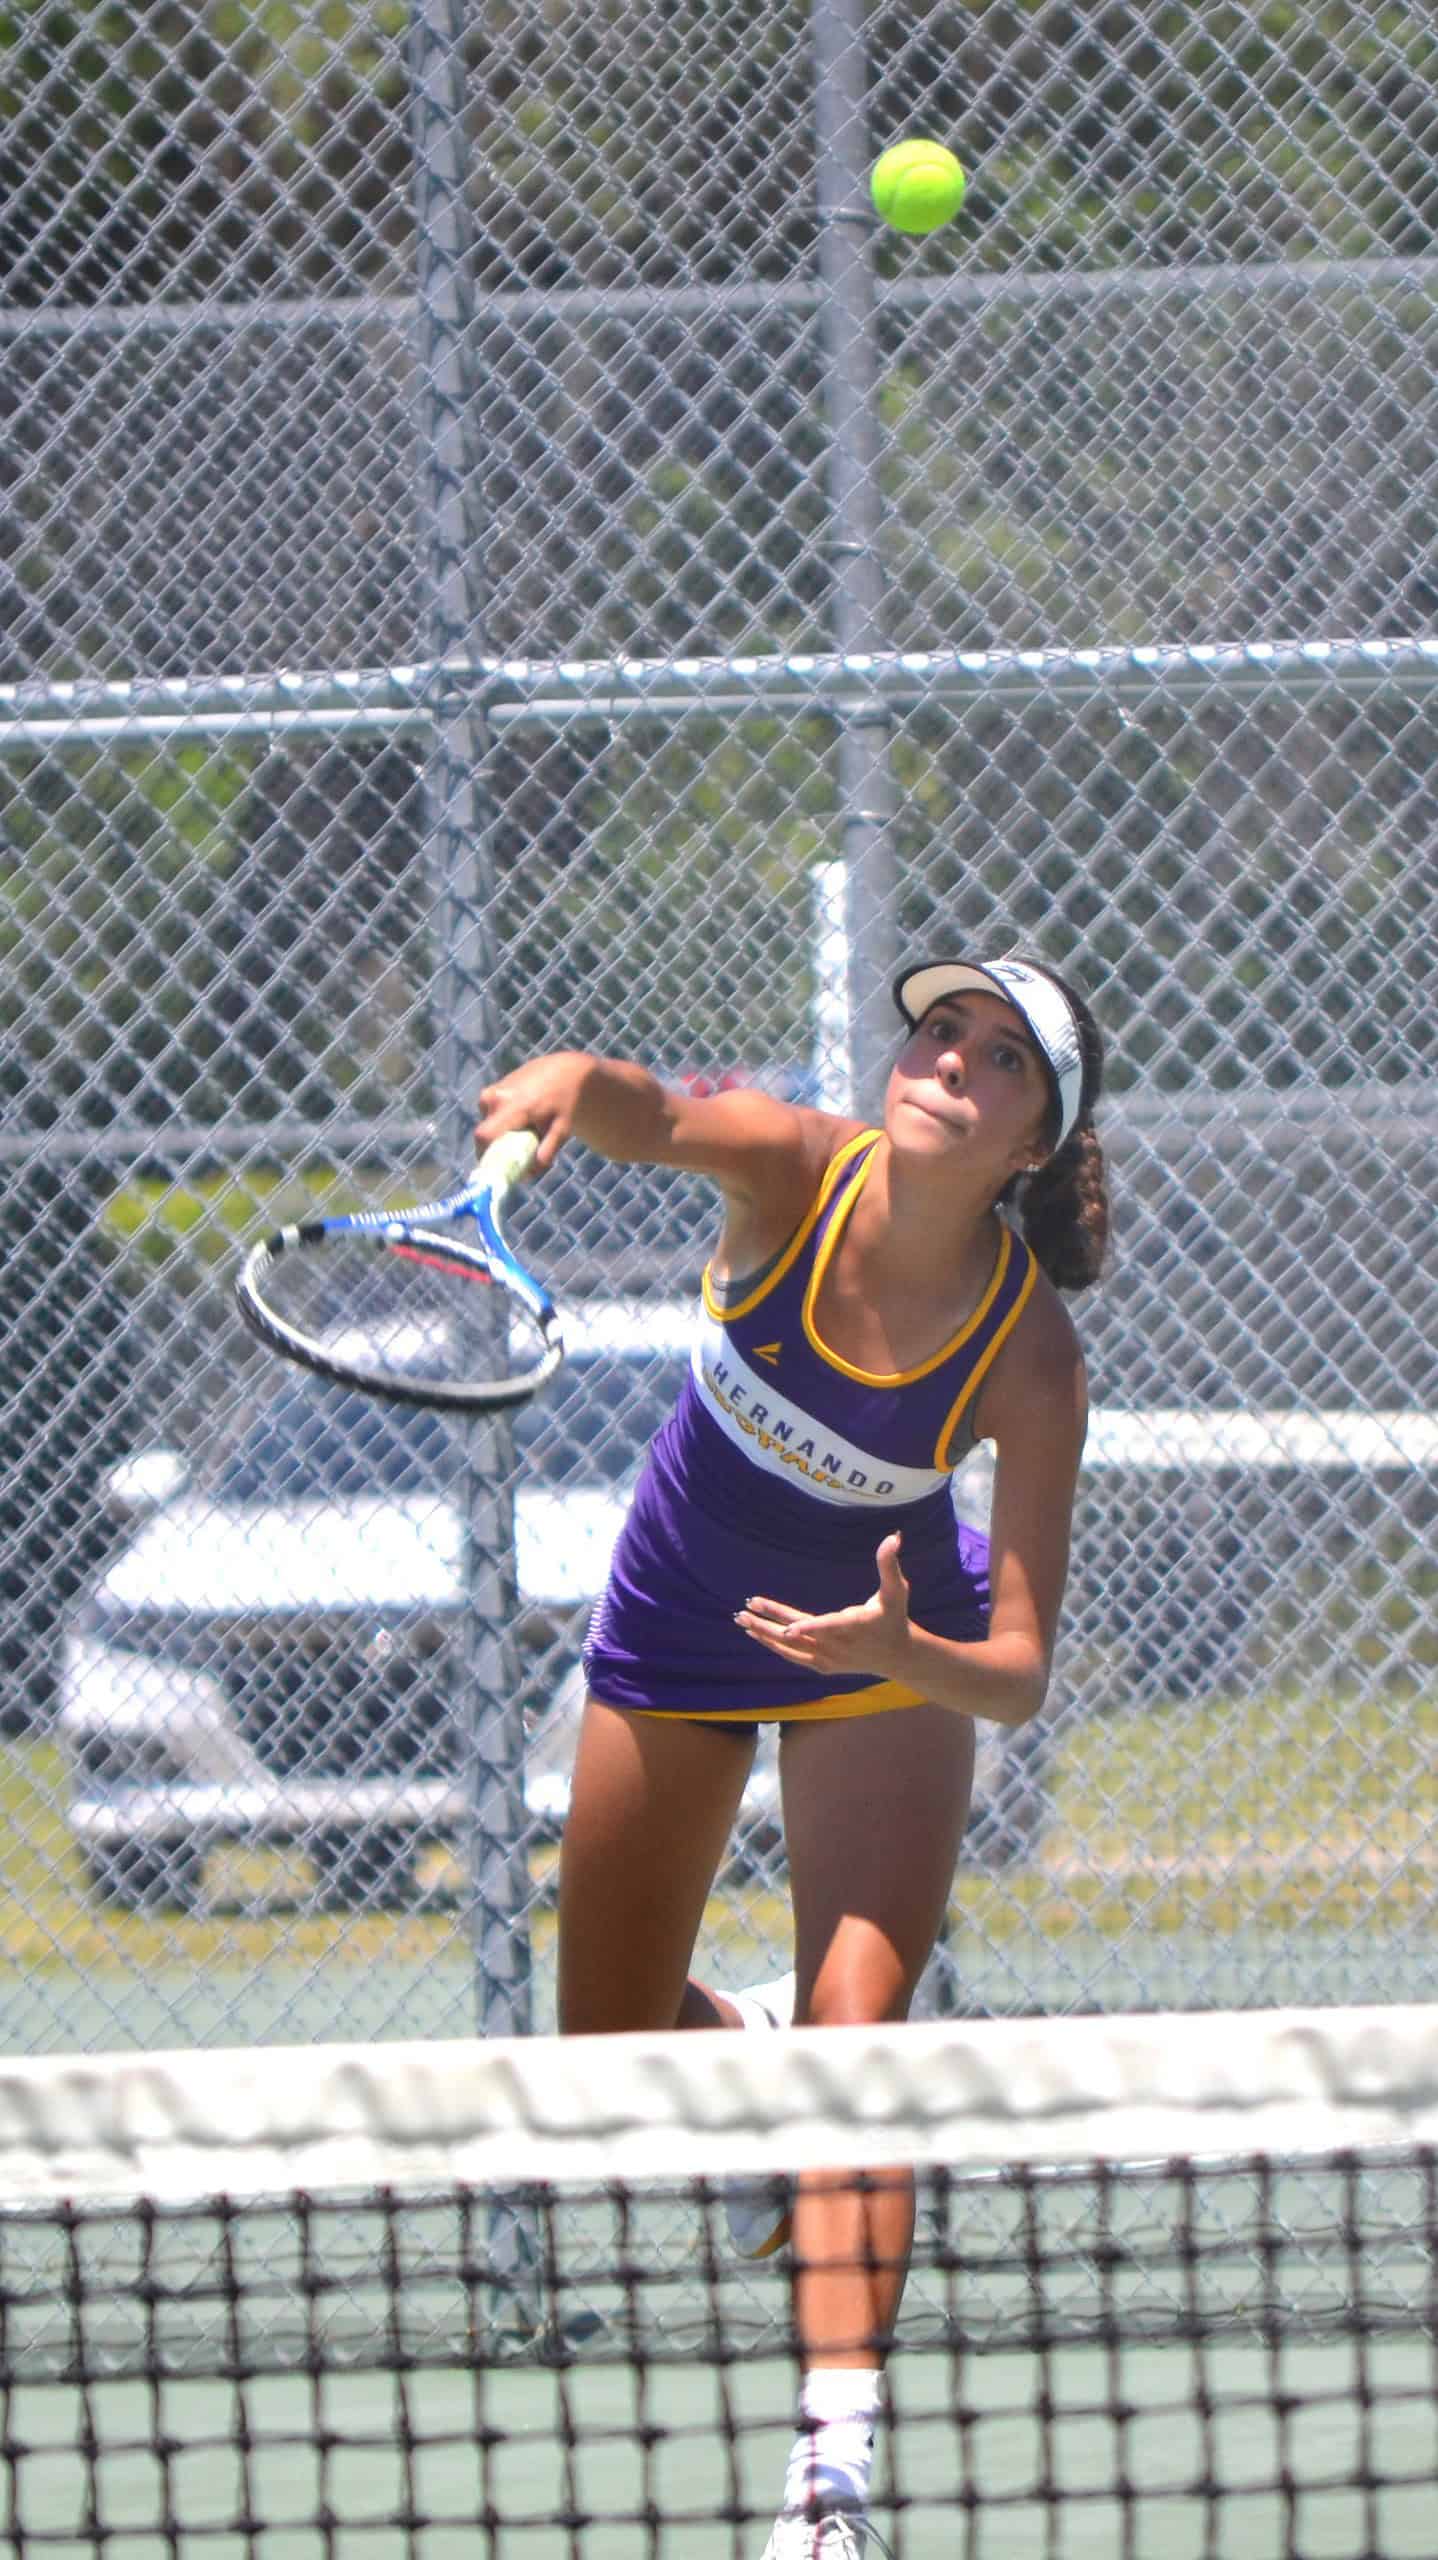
[870,138,967,235]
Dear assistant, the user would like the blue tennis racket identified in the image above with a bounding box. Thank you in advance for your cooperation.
[234,1131,564,1412]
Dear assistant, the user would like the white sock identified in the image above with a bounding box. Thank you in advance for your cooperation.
[781,2368,882,2518]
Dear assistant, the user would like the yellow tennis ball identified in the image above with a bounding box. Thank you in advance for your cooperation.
[870,138,967,235]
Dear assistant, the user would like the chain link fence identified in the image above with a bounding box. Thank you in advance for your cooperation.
[3,2,1435,2054]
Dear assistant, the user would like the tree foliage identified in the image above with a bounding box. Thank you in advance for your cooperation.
[5,2,1438,301]
[4,1,1437,1112]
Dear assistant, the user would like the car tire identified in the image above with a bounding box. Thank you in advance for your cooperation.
[85,1843,201,1912]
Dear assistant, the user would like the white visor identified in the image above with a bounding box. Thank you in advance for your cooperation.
[893,955,1087,1149]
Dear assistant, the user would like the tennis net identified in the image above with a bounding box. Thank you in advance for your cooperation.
[1,2005,1434,2556]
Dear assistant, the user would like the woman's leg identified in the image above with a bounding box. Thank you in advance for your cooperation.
[780,1704,976,2367]
[557,1697,757,2033]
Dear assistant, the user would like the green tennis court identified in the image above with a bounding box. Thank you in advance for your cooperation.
[2,2022,1434,2557]
[9,2314,1435,2555]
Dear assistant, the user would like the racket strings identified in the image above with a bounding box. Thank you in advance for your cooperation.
[236,1142,562,1410]
[253,1231,519,1394]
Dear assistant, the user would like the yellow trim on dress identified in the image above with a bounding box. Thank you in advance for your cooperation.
[802,1147,1015,1390]
[701,1127,878,1326]
[633,1675,930,1725]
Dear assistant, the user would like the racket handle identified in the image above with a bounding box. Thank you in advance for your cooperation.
[476,1128,540,1194]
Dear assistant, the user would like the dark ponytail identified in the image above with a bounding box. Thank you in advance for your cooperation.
[1002,966,1109,1294]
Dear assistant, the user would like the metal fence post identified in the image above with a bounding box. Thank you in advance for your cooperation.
[810,0,899,1122]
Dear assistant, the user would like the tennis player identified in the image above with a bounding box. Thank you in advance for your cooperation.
[475,952,1108,2560]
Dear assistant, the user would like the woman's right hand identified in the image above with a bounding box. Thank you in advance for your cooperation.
[474,1052,591,1174]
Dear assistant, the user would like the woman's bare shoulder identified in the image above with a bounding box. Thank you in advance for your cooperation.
[977,1262,1087,1443]
[707,1100,870,1275]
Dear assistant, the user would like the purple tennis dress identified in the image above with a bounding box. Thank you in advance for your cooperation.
[583,1130,1038,1722]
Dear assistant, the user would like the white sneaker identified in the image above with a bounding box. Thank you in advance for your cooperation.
[760,2507,892,2558]
[722,2172,792,2259]
[729,1970,795,2033]
[723,1973,796,2257]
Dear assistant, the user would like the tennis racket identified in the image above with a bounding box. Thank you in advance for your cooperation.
[234,1130,564,1412]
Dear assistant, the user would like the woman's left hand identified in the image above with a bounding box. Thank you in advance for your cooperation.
[735,1533,912,1681]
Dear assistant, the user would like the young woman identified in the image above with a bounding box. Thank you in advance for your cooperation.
[475,952,1108,2560]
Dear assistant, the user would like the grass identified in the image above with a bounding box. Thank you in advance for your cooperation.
[949,1682,1438,1945]
[5,1682,1434,1979]
[1051,1683,1436,1856]
[0,1740,516,1975]
[99,1165,457,1265]
[97,1166,359,1285]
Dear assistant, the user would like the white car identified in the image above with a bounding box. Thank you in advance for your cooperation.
[58,1288,1042,1914]
[57,1303,786,1909]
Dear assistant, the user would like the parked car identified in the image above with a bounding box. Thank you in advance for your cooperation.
[57,1304,719,1910]
[65,1245,1416,1915]
[56,1292,1002,1914]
